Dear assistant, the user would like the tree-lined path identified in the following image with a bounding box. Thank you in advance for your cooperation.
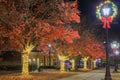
[60,68,114,80]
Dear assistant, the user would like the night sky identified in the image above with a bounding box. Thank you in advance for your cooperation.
[79,0,120,41]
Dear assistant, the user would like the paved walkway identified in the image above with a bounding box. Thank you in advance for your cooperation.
[60,68,114,80]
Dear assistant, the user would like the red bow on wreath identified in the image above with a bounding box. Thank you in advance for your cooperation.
[101,16,113,28]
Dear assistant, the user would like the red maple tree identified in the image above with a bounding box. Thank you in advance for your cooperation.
[78,30,105,59]
[0,0,80,74]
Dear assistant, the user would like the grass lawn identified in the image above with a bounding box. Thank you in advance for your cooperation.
[113,72,120,78]
[112,69,120,80]
[0,71,77,80]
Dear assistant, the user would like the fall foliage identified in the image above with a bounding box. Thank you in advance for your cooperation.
[0,0,80,74]
[0,0,106,74]
[0,0,80,51]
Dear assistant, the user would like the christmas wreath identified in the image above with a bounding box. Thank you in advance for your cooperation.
[96,0,117,28]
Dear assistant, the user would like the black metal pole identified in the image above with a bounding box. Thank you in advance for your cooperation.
[114,56,118,72]
[49,50,51,67]
[105,27,112,80]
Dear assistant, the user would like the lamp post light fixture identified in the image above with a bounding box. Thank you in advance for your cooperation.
[115,50,119,55]
[102,8,110,17]
[96,0,118,80]
[111,41,119,49]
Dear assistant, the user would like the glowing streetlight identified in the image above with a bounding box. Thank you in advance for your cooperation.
[48,44,52,48]
[102,8,110,17]
[111,41,119,49]
[115,50,119,55]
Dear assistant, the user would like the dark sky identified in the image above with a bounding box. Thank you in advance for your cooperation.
[79,0,98,16]
[79,0,120,41]
[79,0,120,15]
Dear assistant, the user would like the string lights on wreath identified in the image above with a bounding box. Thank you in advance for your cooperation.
[96,0,118,28]
[96,0,117,20]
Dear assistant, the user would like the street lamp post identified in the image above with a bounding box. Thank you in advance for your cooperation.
[48,44,52,67]
[105,28,111,80]
[102,7,112,80]
[96,1,118,80]
[114,50,119,72]
[111,41,119,72]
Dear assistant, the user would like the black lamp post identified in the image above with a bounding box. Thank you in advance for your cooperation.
[114,50,119,72]
[105,28,111,80]
[111,41,119,72]
[102,7,112,80]
[48,44,52,67]
[96,1,118,80]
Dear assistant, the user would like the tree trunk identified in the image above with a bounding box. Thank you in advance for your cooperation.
[93,60,96,69]
[60,59,65,72]
[21,42,34,76]
[71,59,75,71]
[90,58,94,70]
[84,60,87,69]
[22,52,29,75]
[58,54,68,72]
[82,57,89,70]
